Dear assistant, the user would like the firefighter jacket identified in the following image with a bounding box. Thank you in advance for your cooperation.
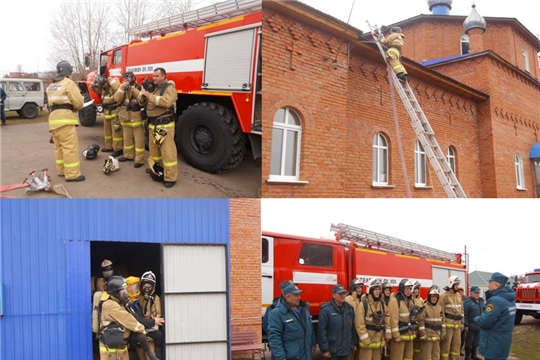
[474,286,516,360]
[345,291,361,312]
[417,300,446,341]
[388,293,416,341]
[267,298,317,360]
[355,294,391,349]
[46,76,83,131]
[464,296,484,332]
[318,299,358,356]
[100,294,146,341]
[114,82,143,126]
[381,32,405,51]
[91,276,106,295]
[125,300,157,329]
[439,289,464,330]
[138,292,162,319]
[92,78,121,112]
[140,79,178,121]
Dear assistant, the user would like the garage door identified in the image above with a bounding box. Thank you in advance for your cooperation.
[432,265,466,290]
[163,244,228,358]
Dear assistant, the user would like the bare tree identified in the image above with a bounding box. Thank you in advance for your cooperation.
[115,0,158,43]
[158,0,204,18]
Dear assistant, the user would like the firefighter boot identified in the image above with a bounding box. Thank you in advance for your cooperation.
[145,350,159,360]
[397,72,408,83]
[465,347,472,360]
[471,347,481,360]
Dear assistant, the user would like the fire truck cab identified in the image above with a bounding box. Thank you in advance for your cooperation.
[262,224,468,326]
[514,268,540,324]
[78,0,262,174]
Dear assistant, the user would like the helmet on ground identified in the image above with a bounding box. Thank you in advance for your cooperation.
[106,275,127,295]
[428,285,440,296]
[123,71,136,86]
[103,156,120,175]
[398,278,414,293]
[149,160,164,182]
[413,281,421,290]
[447,275,461,289]
[56,60,73,76]
[391,26,402,33]
[367,278,383,294]
[82,144,100,159]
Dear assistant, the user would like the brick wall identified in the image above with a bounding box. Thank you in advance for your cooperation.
[230,199,261,358]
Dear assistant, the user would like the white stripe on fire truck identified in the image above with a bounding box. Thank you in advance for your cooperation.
[355,274,433,287]
[124,59,205,76]
[522,282,540,288]
[292,271,338,285]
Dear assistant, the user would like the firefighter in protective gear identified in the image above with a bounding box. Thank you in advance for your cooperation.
[91,75,123,156]
[91,259,114,295]
[388,279,416,360]
[82,144,100,159]
[46,60,85,182]
[346,278,364,360]
[417,285,446,360]
[103,156,120,175]
[380,26,408,83]
[114,71,145,168]
[140,68,178,188]
[99,276,159,360]
[355,278,391,360]
[439,276,464,360]
[138,271,164,359]
[382,282,393,307]
[412,281,425,359]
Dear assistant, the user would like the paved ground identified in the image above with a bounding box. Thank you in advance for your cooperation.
[0,112,261,198]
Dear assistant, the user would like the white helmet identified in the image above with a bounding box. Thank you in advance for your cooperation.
[103,156,120,175]
[447,276,461,288]
[428,285,440,296]
[367,278,383,294]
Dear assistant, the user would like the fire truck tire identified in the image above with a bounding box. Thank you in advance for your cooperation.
[79,92,97,127]
[20,103,39,119]
[514,311,523,325]
[177,102,245,174]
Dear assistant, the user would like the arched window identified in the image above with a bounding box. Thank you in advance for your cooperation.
[461,34,470,55]
[415,141,427,186]
[270,108,302,181]
[515,154,525,189]
[447,146,457,174]
[372,133,389,185]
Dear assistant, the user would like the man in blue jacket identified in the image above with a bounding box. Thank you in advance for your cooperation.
[268,282,317,360]
[318,284,358,360]
[474,272,516,360]
[464,286,484,360]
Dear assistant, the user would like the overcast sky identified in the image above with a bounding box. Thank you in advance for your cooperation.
[261,199,539,278]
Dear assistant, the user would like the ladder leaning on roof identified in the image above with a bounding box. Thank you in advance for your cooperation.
[330,223,460,263]
[366,21,467,198]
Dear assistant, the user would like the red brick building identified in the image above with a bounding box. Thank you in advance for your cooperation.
[262,0,540,198]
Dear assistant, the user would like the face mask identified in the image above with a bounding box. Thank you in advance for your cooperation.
[142,284,153,299]
[117,289,130,305]
[103,270,114,279]
[128,284,140,301]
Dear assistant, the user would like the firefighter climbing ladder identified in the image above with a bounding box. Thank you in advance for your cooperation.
[366,21,467,198]
[330,223,459,263]
[130,0,262,38]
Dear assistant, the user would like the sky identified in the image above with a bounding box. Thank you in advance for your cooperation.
[261,198,540,278]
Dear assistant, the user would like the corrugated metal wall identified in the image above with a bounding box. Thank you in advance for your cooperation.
[0,198,230,360]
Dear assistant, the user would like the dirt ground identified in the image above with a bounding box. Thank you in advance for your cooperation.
[0,111,261,198]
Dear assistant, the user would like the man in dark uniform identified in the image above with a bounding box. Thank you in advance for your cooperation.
[464,286,484,360]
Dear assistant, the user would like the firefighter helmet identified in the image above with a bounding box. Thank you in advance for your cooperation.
[428,285,441,296]
[367,278,383,294]
[103,156,120,175]
[398,278,414,293]
[101,259,113,269]
[106,275,127,295]
[56,60,73,76]
[125,276,141,301]
[391,26,402,33]
[382,281,392,291]
[413,281,421,290]
[123,71,136,86]
[140,271,156,287]
[82,144,100,159]
[96,75,108,88]
[350,278,364,292]
[447,275,461,289]
[148,159,165,182]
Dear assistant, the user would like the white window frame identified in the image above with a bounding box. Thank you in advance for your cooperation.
[373,133,389,185]
[269,108,302,182]
[447,146,456,174]
[515,154,526,190]
[415,141,427,187]
[523,48,530,72]
[460,34,470,55]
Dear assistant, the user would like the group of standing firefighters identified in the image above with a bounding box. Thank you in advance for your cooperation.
[45,60,179,188]
[266,273,516,360]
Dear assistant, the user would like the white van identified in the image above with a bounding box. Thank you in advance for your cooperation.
[0,78,45,119]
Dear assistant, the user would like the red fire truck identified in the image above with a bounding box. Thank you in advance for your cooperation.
[78,0,262,173]
[262,223,468,322]
[514,268,540,324]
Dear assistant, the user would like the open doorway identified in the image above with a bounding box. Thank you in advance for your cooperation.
[90,241,162,360]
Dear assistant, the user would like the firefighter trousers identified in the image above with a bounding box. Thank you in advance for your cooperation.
[413,337,422,359]
[348,348,360,360]
[99,345,129,360]
[390,340,413,360]
[122,124,145,164]
[440,326,461,360]
[359,347,382,360]
[385,48,407,76]
[103,116,123,152]
[52,125,82,180]
[148,123,178,182]
[420,340,440,360]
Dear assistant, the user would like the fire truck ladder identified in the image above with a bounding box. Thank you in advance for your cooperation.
[330,223,458,263]
[130,0,262,38]
[366,21,466,198]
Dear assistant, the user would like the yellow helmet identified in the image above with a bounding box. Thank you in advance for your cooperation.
[125,276,141,301]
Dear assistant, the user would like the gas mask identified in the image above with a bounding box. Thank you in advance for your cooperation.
[142,283,153,299]
[117,289,130,305]
[410,306,424,323]
[372,311,385,326]
[127,283,140,301]
[102,269,114,280]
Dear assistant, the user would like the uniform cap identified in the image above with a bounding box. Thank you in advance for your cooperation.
[279,280,294,290]
[282,283,303,295]
[470,286,480,293]
[488,272,509,285]
[332,284,348,294]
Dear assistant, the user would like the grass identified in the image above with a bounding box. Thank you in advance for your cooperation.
[510,322,540,359]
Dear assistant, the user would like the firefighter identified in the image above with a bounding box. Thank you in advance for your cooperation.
[439,276,464,360]
[99,276,159,360]
[346,278,364,360]
[267,282,317,360]
[379,26,408,82]
[91,259,115,295]
[137,271,164,359]
[412,281,424,360]
[417,285,446,360]
[457,286,466,356]
[114,71,145,168]
[388,279,416,360]
[92,75,123,157]
[46,60,85,182]
[319,284,358,359]
[355,278,390,360]
[380,282,393,360]
[463,286,484,360]
[140,67,178,188]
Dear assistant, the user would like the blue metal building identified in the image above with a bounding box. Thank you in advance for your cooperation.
[0,198,232,359]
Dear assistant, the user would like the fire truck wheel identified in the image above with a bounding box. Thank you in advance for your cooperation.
[176,102,245,174]
[20,103,39,119]
[79,92,97,127]
[514,311,523,325]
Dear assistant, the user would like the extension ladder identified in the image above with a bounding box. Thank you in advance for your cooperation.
[330,223,459,263]
[366,21,467,198]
